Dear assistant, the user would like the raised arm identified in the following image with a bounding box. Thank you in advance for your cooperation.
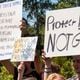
[41,50,52,80]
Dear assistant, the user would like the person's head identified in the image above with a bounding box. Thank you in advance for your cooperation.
[22,18,28,26]
[20,18,28,30]
[51,63,60,73]
[73,55,80,74]
[47,73,65,80]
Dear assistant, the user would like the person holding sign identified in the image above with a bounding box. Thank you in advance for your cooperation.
[0,0,22,80]
[17,18,41,80]
[41,50,60,80]
[18,18,60,80]
[67,56,80,80]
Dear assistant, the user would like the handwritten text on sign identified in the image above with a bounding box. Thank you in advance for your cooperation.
[11,37,38,62]
[0,0,22,60]
[44,7,80,57]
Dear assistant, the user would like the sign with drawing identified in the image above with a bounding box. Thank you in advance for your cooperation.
[44,7,80,57]
[0,0,22,60]
[11,36,38,62]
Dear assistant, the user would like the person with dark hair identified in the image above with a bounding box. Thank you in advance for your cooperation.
[17,18,41,80]
[22,18,28,26]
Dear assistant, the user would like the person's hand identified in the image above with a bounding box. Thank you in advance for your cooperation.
[41,49,51,66]
[19,20,27,30]
[18,62,24,73]
[17,62,24,80]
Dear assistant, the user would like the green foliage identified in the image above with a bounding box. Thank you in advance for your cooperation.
[60,59,74,78]
[54,0,76,9]
[0,66,13,80]
[55,1,72,9]
[52,57,75,79]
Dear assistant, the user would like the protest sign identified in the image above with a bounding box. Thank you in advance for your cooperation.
[44,7,80,57]
[0,0,22,60]
[11,36,38,62]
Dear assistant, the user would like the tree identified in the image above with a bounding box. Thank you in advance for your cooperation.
[52,57,75,79]
[22,0,55,54]
[23,0,52,26]
[55,0,76,9]
[56,0,80,9]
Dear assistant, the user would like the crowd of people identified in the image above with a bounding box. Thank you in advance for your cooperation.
[1,18,80,80]
[17,18,80,80]
[17,18,62,80]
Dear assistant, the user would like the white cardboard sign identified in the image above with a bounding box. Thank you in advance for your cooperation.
[11,37,38,62]
[0,0,22,60]
[44,7,80,57]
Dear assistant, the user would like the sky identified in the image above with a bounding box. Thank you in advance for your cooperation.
[23,0,58,26]
[51,0,58,3]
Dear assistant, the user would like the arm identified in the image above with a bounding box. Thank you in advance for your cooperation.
[41,50,52,80]
[17,62,25,80]
[34,54,42,74]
